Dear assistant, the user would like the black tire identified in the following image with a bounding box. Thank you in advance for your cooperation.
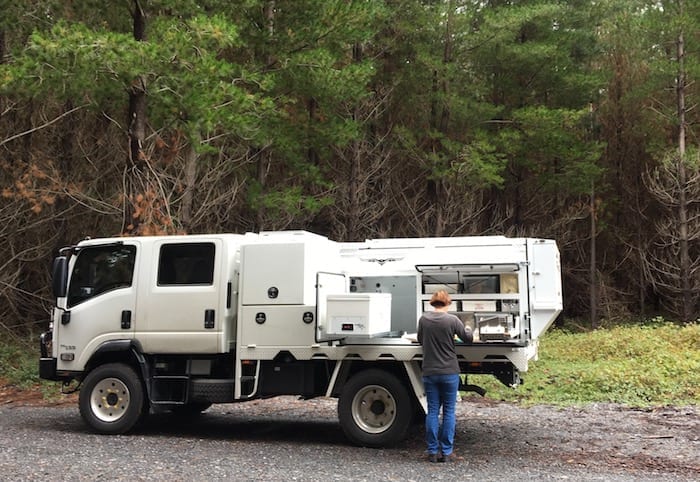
[190,379,234,403]
[337,369,413,448]
[79,363,145,434]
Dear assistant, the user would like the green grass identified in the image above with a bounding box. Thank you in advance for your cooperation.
[0,331,44,388]
[469,322,700,407]
[0,331,62,402]
[2,323,700,407]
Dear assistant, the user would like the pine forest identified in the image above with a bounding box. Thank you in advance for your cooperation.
[1,0,699,331]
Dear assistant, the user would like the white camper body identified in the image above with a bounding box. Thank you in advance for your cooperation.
[40,231,562,447]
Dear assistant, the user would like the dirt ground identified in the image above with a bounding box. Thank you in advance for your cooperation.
[2,380,698,480]
[453,395,700,478]
[0,379,76,407]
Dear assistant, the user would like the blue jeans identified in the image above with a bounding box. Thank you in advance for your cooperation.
[423,373,460,456]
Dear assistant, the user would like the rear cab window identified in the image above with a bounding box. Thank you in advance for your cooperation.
[157,243,215,286]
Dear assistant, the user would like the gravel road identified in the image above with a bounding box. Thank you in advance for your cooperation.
[0,396,697,481]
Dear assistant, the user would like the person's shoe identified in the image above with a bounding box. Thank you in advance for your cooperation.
[427,453,440,463]
[438,453,453,463]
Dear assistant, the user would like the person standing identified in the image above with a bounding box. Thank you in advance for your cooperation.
[417,290,473,463]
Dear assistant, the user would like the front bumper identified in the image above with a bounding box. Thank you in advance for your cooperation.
[39,357,58,380]
[39,330,59,381]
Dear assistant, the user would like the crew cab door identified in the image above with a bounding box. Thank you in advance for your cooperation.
[56,242,139,371]
[139,239,223,354]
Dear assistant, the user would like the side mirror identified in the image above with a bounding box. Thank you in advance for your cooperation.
[52,256,68,298]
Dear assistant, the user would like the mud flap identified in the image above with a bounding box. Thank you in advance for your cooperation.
[403,361,427,414]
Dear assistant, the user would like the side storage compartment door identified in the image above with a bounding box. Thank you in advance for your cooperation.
[528,239,563,340]
[57,242,139,371]
[139,239,223,353]
[316,271,347,342]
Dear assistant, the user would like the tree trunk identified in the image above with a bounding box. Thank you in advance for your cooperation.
[180,144,198,232]
[128,76,147,167]
[427,0,454,237]
[255,149,271,232]
[124,0,148,234]
[590,180,597,329]
[347,42,363,241]
[129,0,147,166]
[675,25,691,322]
[254,0,276,232]
[0,28,5,134]
[307,97,319,166]
[439,1,453,133]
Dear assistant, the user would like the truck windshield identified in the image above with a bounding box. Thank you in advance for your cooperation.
[67,245,136,307]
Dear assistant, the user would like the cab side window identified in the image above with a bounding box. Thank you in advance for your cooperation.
[67,245,136,307]
[158,243,215,286]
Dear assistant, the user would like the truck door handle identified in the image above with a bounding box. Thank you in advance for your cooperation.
[121,310,132,329]
[204,309,215,329]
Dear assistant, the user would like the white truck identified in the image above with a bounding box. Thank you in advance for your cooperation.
[39,230,562,447]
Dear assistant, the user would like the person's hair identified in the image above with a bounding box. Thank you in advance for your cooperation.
[429,290,451,308]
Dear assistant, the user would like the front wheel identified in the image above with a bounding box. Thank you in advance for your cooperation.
[338,369,413,448]
[79,363,145,434]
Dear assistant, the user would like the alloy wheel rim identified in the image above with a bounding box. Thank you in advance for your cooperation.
[90,377,130,423]
[351,384,396,434]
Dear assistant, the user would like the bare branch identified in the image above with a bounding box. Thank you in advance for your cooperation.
[0,104,88,148]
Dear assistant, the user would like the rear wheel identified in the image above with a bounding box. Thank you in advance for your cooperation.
[79,363,145,434]
[338,369,412,447]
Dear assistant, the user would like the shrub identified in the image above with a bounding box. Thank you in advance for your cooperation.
[468,323,700,407]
